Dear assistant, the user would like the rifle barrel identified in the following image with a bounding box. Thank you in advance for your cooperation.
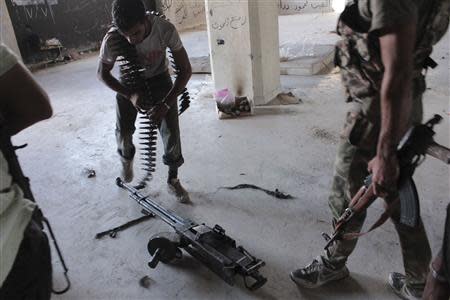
[427,142,450,164]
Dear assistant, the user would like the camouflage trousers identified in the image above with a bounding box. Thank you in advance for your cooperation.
[324,88,431,293]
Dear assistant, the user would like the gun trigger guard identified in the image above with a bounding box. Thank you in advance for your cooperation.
[322,232,331,242]
[341,208,354,222]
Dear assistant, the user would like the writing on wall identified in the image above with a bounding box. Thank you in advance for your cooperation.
[159,0,206,30]
[6,0,114,60]
[278,0,332,14]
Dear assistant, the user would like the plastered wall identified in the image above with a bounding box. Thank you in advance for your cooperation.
[1,0,21,58]
[278,0,332,15]
[205,0,253,98]
[248,0,281,103]
[158,0,206,31]
[159,0,333,32]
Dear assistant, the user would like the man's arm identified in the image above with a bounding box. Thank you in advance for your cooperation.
[0,63,52,136]
[163,46,192,107]
[97,61,133,98]
[148,46,192,123]
[368,20,417,196]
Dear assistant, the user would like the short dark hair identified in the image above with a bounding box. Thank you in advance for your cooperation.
[112,0,146,32]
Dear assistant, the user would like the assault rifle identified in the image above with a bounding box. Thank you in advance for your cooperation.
[116,178,267,291]
[323,114,450,250]
[0,119,70,294]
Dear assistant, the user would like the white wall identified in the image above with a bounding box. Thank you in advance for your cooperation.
[206,0,281,105]
[249,0,281,104]
[278,0,332,15]
[159,0,206,32]
[160,0,333,33]
[0,0,21,58]
[205,0,253,98]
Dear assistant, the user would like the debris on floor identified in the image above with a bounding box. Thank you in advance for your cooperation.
[139,276,152,289]
[220,184,295,199]
[215,89,252,119]
[82,168,96,178]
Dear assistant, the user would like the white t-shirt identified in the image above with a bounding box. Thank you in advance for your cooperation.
[99,13,183,78]
[0,44,36,286]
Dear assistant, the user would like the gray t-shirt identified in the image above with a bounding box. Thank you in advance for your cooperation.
[358,0,424,33]
[99,13,183,78]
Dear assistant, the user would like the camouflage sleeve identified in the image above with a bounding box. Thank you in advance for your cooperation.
[359,0,418,33]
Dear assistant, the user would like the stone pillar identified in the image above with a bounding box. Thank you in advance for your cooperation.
[205,0,281,106]
[0,0,21,59]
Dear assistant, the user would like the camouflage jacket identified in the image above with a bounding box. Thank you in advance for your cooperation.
[335,0,449,115]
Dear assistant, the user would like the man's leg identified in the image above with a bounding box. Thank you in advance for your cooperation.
[422,251,450,300]
[387,81,430,299]
[388,210,432,299]
[326,137,372,267]
[159,97,189,203]
[291,135,371,288]
[0,219,52,300]
[148,73,188,203]
[116,93,137,182]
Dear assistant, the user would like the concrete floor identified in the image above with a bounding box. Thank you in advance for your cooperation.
[13,14,449,300]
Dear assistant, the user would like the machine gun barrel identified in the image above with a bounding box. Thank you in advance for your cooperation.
[116,177,191,227]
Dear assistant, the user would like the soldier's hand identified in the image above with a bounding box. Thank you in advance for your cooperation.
[129,93,149,111]
[129,93,140,108]
[147,102,169,125]
[368,155,399,197]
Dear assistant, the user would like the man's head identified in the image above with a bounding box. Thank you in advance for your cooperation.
[112,0,147,45]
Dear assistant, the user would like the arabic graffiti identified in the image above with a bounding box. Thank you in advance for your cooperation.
[212,15,247,31]
[278,0,331,12]
[160,0,206,26]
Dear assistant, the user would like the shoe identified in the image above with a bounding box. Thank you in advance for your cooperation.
[290,256,349,288]
[120,158,134,183]
[388,272,422,300]
[168,178,190,203]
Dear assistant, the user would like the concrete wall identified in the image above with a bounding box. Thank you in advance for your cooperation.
[206,0,281,105]
[158,0,333,33]
[249,0,281,104]
[0,0,21,57]
[278,0,332,15]
[157,0,206,32]
[5,0,115,60]
[205,0,253,98]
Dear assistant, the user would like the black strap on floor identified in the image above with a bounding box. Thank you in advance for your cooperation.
[220,184,294,199]
[95,211,154,239]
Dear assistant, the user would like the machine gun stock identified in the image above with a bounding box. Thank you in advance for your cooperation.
[116,178,267,291]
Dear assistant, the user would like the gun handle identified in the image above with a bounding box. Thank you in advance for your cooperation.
[148,248,161,269]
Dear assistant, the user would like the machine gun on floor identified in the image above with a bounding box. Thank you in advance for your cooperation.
[323,114,450,250]
[116,178,267,291]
